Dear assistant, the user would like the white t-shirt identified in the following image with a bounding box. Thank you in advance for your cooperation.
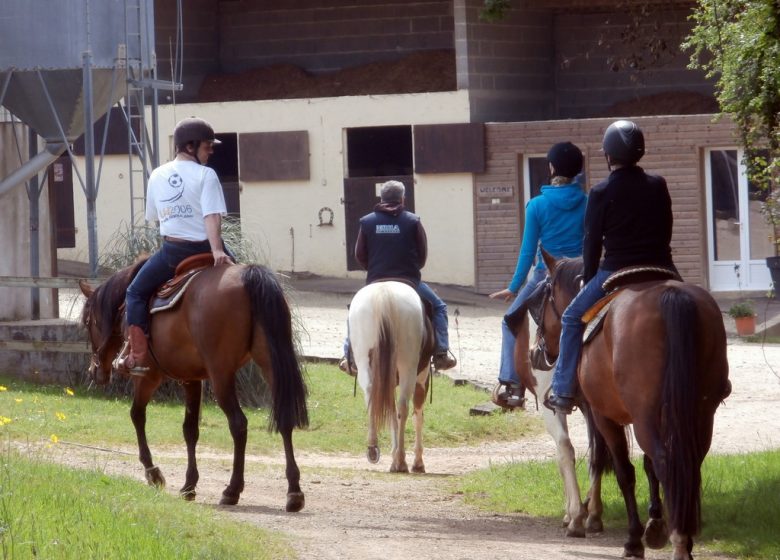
[145,159,227,241]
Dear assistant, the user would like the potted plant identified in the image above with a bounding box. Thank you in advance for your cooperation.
[727,300,756,336]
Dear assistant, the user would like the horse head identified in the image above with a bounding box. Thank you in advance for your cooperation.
[78,264,139,384]
[527,249,584,369]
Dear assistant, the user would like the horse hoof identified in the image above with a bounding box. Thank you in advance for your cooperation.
[286,492,305,512]
[566,526,586,538]
[219,492,240,506]
[586,516,604,534]
[411,463,425,474]
[144,466,166,489]
[180,488,196,501]
[644,517,669,549]
[367,446,380,464]
[623,543,645,559]
[389,463,409,473]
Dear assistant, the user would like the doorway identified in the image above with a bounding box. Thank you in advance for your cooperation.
[343,125,415,271]
[704,148,772,291]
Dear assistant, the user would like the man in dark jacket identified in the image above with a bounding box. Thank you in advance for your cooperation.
[546,120,677,414]
[340,180,457,372]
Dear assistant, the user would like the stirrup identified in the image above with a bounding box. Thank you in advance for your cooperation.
[112,340,150,377]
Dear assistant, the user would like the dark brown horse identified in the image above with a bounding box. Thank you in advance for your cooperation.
[79,259,309,511]
[523,252,730,560]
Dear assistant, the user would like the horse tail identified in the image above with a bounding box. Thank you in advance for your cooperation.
[369,294,397,431]
[242,265,309,433]
[584,402,613,478]
[660,286,702,536]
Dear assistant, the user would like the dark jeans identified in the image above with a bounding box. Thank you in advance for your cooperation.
[125,239,232,332]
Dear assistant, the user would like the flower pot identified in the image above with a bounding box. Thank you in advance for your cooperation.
[734,315,756,336]
[767,256,780,300]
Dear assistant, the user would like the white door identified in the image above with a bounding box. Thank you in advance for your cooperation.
[704,148,772,291]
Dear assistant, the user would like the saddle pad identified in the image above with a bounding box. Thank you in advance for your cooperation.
[150,270,201,315]
[583,299,612,345]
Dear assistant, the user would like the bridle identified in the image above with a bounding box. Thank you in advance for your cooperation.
[529,265,567,368]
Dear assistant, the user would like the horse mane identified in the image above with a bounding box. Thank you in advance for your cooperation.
[553,256,585,296]
[82,258,148,348]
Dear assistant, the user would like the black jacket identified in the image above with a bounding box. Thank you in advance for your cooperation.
[355,202,427,285]
[583,165,674,282]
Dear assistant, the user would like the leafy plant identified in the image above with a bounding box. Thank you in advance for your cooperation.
[727,300,755,318]
[684,0,780,256]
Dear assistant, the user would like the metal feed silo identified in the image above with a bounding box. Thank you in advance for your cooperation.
[0,0,157,279]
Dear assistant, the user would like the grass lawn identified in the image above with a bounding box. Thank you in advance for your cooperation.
[458,450,780,559]
[0,449,292,560]
[0,363,540,455]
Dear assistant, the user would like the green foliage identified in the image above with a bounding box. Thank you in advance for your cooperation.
[479,0,511,22]
[458,450,780,559]
[684,0,780,255]
[727,299,755,318]
[0,448,293,560]
[0,364,541,455]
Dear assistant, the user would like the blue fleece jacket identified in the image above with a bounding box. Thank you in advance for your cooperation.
[507,183,588,293]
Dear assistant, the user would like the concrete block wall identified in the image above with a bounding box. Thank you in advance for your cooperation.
[553,7,713,118]
[475,114,736,293]
[462,0,556,123]
[155,0,454,101]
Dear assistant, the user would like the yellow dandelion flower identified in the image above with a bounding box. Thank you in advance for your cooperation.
[0,416,12,425]
[55,412,67,421]
[65,387,75,396]
[0,386,7,392]
[14,398,23,403]
[50,434,59,443]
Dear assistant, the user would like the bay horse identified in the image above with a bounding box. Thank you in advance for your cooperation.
[505,309,605,539]
[348,281,434,473]
[79,258,309,511]
[522,251,730,560]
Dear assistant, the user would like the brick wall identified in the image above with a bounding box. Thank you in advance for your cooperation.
[475,115,737,293]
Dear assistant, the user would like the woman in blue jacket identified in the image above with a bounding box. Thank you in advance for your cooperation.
[489,142,587,409]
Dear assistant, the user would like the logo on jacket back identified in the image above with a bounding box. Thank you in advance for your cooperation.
[376,224,400,234]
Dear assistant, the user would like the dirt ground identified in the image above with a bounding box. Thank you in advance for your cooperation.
[42,287,780,559]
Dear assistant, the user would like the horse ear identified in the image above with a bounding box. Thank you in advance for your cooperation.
[78,279,94,298]
[540,247,558,272]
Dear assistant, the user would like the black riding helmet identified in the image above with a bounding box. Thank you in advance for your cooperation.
[173,117,221,153]
[602,120,644,165]
[547,141,584,178]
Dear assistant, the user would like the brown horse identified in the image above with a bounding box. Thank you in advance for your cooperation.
[79,259,309,511]
[522,252,730,560]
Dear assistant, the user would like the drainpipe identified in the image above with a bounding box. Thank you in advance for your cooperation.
[0,142,66,198]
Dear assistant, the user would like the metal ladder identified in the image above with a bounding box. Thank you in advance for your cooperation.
[123,0,151,232]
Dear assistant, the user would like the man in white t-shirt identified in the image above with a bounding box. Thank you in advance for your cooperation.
[117,117,233,374]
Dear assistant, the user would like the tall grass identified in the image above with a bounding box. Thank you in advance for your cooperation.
[0,363,541,455]
[458,451,780,559]
[0,446,293,560]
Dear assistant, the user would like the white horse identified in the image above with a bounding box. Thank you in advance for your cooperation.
[348,281,434,473]
[507,310,604,538]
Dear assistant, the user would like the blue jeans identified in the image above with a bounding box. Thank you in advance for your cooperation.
[551,267,613,398]
[417,281,449,354]
[126,239,233,332]
[499,267,546,385]
[343,280,450,358]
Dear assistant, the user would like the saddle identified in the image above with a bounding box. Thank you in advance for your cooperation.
[149,253,214,314]
[582,265,680,343]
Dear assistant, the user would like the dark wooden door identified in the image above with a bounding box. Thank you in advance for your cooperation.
[47,156,76,248]
[343,175,414,271]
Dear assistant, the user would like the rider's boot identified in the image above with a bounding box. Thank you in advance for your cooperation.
[113,325,150,376]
